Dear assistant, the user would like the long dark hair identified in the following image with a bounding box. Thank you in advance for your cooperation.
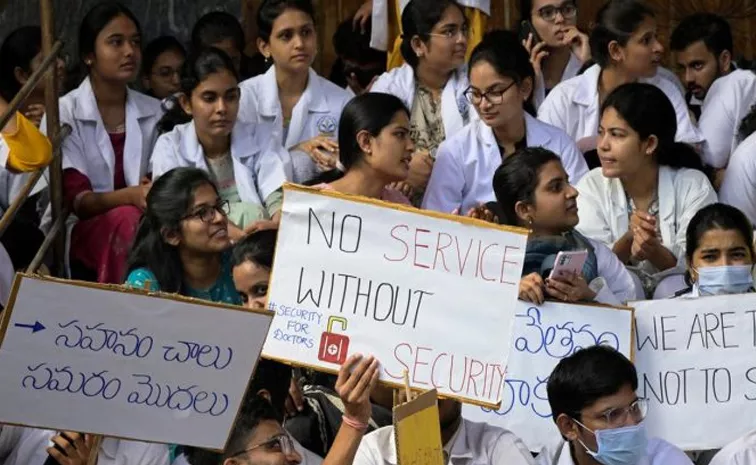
[231,230,277,270]
[601,83,704,171]
[686,203,755,265]
[157,47,239,134]
[493,147,561,226]
[306,92,409,185]
[0,26,42,102]
[590,0,654,68]
[469,30,536,115]
[257,0,316,42]
[125,168,219,293]
[79,2,141,67]
[399,0,465,68]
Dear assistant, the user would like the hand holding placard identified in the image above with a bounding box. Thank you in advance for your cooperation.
[264,185,528,407]
[0,275,273,450]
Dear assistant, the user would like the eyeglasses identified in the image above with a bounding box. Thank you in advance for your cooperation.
[464,81,517,105]
[229,434,295,458]
[428,24,470,41]
[591,398,649,428]
[182,200,230,223]
[537,2,578,22]
[153,67,181,79]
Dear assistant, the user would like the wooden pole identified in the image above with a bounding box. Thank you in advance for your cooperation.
[40,0,65,277]
[0,41,62,134]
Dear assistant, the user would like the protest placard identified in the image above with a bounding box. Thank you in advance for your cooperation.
[394,389,444,465]
[635,294,756,450]
[262,184,528,407]
[462,300,634,451]
[0,274,273,450]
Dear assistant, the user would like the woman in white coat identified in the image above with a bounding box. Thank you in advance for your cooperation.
[238,0,351,184]
[370,0,473,202]
[538,0,701,148]
[576,83,717,296]
[151,48,287,241]
[675,203,755,299]
[720,108,756,225]
[519,0,590,110]
[493,147,639,306]
[423,30,588,214]
[59,3,162,283]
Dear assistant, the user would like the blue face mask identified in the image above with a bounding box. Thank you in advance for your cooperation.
[575,421,648,465]
[696,265,754,296]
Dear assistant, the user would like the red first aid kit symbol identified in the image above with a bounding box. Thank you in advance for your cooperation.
[319,316,350,365]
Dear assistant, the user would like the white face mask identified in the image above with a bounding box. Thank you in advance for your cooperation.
[695,265,754,296]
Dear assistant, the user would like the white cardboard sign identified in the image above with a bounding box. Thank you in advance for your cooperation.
[634,294,756,450]
[463,300,634,451]
[262,185,528,407]
[0,275,273,450]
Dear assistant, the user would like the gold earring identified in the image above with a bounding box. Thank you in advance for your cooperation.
[527,217,534,229]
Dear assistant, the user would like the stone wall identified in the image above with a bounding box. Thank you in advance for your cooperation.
[0,0,242,58]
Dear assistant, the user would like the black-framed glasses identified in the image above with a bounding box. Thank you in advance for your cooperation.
[592,398,649,428]
[464,81,517,106]
[229,434,295,458]
[537,2,577,22]
[182,200,230,223]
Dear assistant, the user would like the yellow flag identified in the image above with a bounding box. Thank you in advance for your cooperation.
[393,389,444,465]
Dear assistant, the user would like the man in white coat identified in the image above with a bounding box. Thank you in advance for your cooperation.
[671,13,756,173]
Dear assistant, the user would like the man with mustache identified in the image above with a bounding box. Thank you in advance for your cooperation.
[671,13,756,180]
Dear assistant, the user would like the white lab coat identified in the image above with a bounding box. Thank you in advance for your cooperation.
[42,77,162,275]
[237,67,352,183]
[371,63,473,141]
[699,69,756,168]
[537,437,693,465]
[370,0,491,51]
[656,65,686,95]
[354,418,535,465]
[537,65,703,145]
[710,430,756,465]
[575,166,718,265]
[719,132,756,225]
[59,77,162,190]
[0,426,169,465]
[422,114,588,213]
[151,120,287,207]
[533,53,583,111]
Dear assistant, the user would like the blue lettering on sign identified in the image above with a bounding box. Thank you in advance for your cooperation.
[55,320,154,358]
[514,307,620,358]
[161,342,233,369]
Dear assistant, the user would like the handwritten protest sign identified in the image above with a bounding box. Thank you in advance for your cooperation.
[635,294,756,450]
[263,184,528,407]
[463,300,634,451]
[0,274,272,450]
[394,389,444,465]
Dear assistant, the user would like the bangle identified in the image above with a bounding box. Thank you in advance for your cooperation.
[342,414,368,432]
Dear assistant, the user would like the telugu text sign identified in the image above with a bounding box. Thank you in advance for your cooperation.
[263,185,528,407]
[635,294,756,450]
[463,300,634,451]
[0,275,272,450]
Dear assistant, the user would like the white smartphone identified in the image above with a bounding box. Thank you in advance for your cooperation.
[549,250,588,280]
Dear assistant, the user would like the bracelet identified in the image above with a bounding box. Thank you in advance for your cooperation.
[342,414,369,432]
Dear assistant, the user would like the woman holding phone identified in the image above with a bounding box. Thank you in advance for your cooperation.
[519,0,590,110]
[493,146,640,305]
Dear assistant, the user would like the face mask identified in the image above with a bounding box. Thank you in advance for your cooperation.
[696,265,754,296]
[574,420,648,465]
